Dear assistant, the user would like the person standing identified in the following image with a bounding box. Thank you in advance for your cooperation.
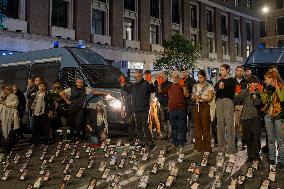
[215,64,236,154]
[121,71,155,149]
[234,66,247,148]
[181,67,196,144]
[12,85,26,140]
[234,76,262,162]
[158,71,189,147]
[155,71,172,139]
[26,78,36,132]
[0,85,19,148]
[245,67,252,80]
[60,78,109,141]
[31,82,54,145]
[192,70,214,152]
[260,71,284,168]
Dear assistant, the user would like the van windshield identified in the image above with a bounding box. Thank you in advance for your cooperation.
[68,48,107,65]
[246,48,284,65]
[81,64,122,88]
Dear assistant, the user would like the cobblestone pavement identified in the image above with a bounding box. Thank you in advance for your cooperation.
[0,138,284,189]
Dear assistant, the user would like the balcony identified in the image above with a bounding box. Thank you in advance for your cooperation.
[151,44,164,52]
[209,53,217,60]
[236,56,243,62]
[4,18,27,33]
[92,34,111,45]
[223,55,231,61]
[50,26,75,40]
[124,39,140,49]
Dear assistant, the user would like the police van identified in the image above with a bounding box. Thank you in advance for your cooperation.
[0,47,129,135]
[244,48,284,81]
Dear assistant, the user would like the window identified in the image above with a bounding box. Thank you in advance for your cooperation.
[190,4,198,28]
[51,0,68,28]
[191,34,197,45]
[246,45,251,57]
[246,0,251,11]
[208,37,214,53]
[92,9,105,35]
[172,0,180,24]
[207,9,213,32]
[97,0,107,3]
[123,18,134,40]
[5,0,19,19]
[277,17,284,35]
[234,0,239,7]
[260,21,266,38]
[221,14,228,36]
[246,22,252,41]
[150,0,159,18]
[124,0,135,11]
[222,41,228,55]
[278,40,284,47]
[150,25,159,44]
[234,19,240,38]
[276,0,284,10]
[235,43,240,56]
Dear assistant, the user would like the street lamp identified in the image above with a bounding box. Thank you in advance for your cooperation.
[261,6,269,14]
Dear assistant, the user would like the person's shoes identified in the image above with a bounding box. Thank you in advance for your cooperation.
[261,146,269,154]
[246,158,253,164]
[268,159,276,165]
[277,162,284,169]
[157,133,163,139]
[148,144,155,151]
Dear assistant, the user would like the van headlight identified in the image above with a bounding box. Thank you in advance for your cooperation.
[104,94,122,110]
[108,99,122,110]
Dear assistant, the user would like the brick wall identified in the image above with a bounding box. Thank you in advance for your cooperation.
[182,0,191,38]
[74,0,92,43]
[253,20,260,49]
[27,0,49,36]
[240,17,247,60]
[228,12,235,61]
[109,0,124,47]
[200,3,208,58]
[161,0,172,43]
[138,0,150,51]
[215,8,222,59]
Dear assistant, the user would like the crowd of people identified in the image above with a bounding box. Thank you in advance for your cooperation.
[0,77,110,150]
[120,64,284,168]
[0,64,284,169]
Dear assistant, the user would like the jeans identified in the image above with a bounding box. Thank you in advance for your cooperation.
[33,114,51,144]
[169,109,187,146]
[193,103,212,152]
[242,117,261,160]
[28,110,34,130]
[133,110,154,146]
[216,98,235,153]
[68,110,84,139]
[186,105,194,142]
[264,115,284,164]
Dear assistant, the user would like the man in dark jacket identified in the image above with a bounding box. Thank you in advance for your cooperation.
[234,66,247,148]
[121,70,155,148]
[60,78,109,141]
[155,72,172,139]
[181,67,196,144]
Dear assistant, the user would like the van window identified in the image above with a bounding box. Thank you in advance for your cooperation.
[60,67,83,89]
[0,65,29,92]
[31,62,60,90]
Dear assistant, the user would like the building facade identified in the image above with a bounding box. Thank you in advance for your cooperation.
[260,0,284,48]
[0,0,260,78]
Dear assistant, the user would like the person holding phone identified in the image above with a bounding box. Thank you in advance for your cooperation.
[215,64,236,154]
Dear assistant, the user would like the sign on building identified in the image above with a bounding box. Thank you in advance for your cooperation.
[128,62,144,70]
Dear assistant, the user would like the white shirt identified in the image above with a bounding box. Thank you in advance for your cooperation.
[193,83,214,102]
[63,87,93,97]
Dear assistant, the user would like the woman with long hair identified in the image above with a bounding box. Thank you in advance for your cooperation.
[192,70,214,152]
[260,70,284,168]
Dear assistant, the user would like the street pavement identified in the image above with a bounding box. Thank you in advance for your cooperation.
[0,137,284,189]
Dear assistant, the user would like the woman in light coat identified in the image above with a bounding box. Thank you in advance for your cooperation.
[0,85,19,139]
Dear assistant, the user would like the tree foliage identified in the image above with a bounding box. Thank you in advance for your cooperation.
[154,34,201,72]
